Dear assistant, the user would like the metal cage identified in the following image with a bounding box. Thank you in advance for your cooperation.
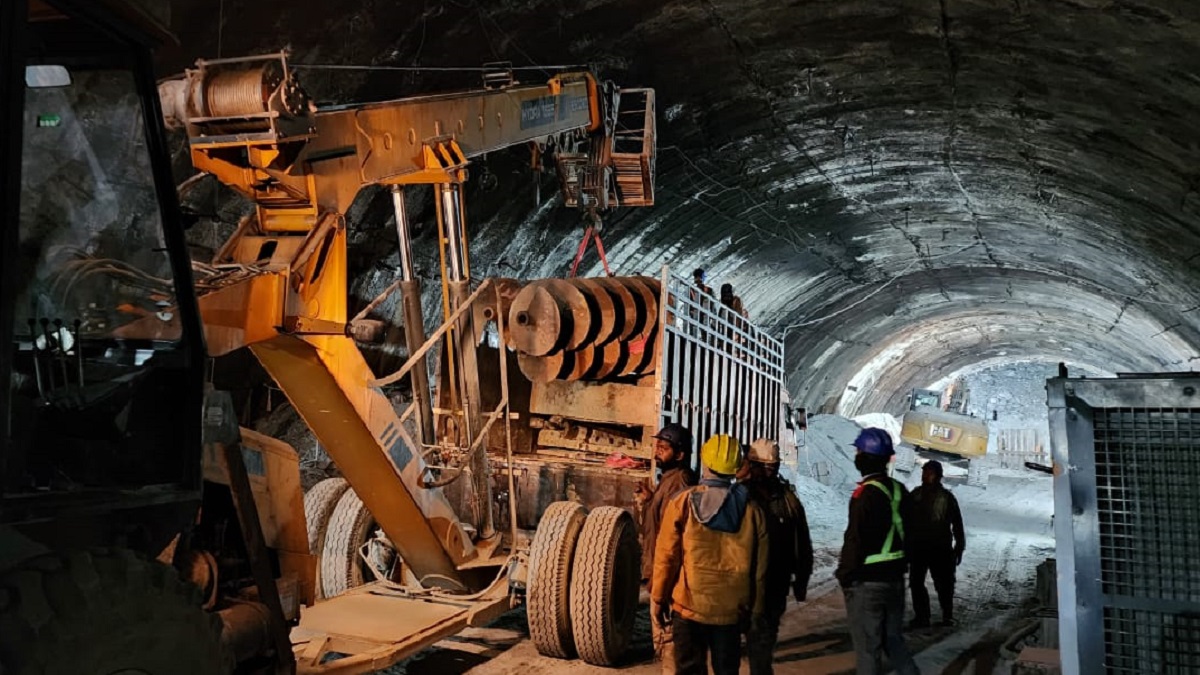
[1048,374,1200,674]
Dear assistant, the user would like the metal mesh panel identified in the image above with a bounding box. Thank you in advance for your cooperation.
[1093,407,1200,672]
[658,270,784,448]
[1104,608,1200,674]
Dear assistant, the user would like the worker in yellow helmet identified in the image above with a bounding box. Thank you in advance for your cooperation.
[652,434,769,675]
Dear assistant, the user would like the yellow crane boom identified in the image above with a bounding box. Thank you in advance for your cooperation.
[153,52,656,590]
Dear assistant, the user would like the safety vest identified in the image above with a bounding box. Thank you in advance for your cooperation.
[863,480,906,565]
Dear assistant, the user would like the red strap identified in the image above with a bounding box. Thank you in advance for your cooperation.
[569,226,614,277]
[593,229,613,277]
[569,226,592,277]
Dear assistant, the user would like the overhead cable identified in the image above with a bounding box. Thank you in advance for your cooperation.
[292,63,587,73]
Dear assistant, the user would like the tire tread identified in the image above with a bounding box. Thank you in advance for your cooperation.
[527,501,588,659]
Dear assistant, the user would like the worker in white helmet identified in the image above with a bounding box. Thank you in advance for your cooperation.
[740,438,813,675]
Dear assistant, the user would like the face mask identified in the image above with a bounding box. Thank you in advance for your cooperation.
[854,453,878,475]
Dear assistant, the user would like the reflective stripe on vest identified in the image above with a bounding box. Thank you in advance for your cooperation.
[863,480,906,565]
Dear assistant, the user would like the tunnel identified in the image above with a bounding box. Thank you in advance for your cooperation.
[151,1,1200,672]
[160,0,1200,419]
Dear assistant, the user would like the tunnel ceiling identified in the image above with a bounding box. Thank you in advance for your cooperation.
[161,0,1200,415]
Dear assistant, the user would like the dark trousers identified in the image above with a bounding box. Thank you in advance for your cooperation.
[843,580,920,675]
[909,550,956,622]
[673,615,741,675]
[746,601,785,675]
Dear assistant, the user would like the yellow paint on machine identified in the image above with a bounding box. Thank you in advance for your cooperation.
[900,408,989,458]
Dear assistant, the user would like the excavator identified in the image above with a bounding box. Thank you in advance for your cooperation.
[2,1,235,673]
[899,385,989,486]
[4,1,794,672]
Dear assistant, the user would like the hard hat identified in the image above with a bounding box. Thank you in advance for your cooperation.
[700,434,742,475]
[748,438,780,464]
[923,459,944,477]
[852,427,895,457]
[653,423,693,454]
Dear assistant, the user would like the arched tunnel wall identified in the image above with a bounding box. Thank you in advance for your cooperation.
[161,0,1200,414]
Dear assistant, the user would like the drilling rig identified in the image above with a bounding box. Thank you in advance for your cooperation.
[3,5,796,669]
[157,49,799,670]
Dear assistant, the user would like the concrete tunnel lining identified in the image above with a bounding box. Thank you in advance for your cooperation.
[160,0,1200,419]
[791,265,1197,415]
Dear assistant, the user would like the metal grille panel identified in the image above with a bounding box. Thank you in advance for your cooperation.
[1050,378,1200,674]
[1094,408,1200,602]
[657,269,785,449]
[1092,406,1200,672]
[1104,608,1200,674]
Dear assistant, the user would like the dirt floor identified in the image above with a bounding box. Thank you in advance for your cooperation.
[385,469,1054,675]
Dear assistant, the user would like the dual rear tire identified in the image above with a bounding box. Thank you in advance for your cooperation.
[308,487,644,666]
[304,478,385,599]
[527,503,640,666]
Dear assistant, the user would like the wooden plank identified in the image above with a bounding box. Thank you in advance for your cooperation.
[530,379,658,427]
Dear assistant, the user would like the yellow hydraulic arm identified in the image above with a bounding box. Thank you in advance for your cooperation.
[157,52,656,590]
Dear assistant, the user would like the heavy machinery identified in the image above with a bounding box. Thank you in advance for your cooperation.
[1046,373,1200,674]
[154,40,801,667]
[156,45,796,670]
[2,2,794,669]
[900,386,989,463]
[151,45,664,669]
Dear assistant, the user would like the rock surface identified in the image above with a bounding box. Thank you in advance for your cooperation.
[155,0,1200,415]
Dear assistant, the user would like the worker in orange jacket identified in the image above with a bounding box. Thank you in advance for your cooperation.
[652,434,769,675]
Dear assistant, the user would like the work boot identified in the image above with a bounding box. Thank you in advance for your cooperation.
[937,616,957,628]
[907,617,930,630]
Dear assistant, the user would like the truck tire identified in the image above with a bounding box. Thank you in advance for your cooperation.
[304,477,350,600]
[321,489,379,598]
[0,547,230,674]
[527,501,588,659]
[569,507,641,666]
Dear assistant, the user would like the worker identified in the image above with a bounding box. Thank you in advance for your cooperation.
[835,427,920,675]
[740,438,813,675]
[692,268,714,297]
[907,460,965,628]
[689,268,716,333]
[719,283,748,320]
[637,422,698,672]
[653,434,769,675]
[718,283,749,356]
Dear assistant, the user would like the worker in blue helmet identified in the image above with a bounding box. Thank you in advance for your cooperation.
[836,427,920,675]
[692,268,713,297]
